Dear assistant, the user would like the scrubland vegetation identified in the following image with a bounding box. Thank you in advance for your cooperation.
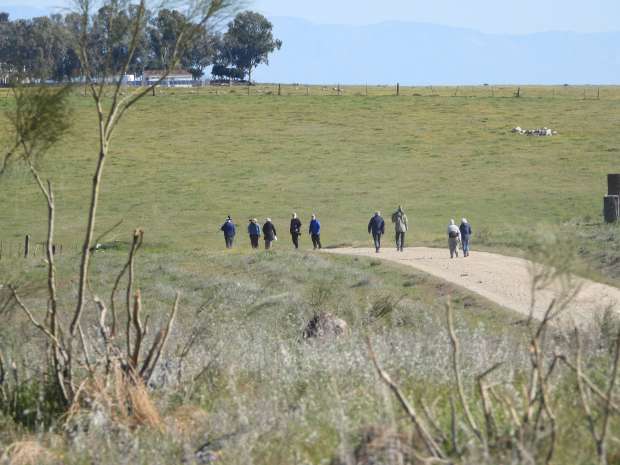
[1,77,620,465]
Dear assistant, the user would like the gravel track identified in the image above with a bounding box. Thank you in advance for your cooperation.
[324,247,620,326]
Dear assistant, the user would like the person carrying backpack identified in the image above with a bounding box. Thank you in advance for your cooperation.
[368,211,385,253]
[220,216,236,249]
[447,219,461,258]
[391,205,409,252]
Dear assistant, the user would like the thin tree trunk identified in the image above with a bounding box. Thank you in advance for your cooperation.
[71,146,107,337]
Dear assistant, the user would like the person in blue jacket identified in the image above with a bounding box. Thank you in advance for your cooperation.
[309,213,322,249]
[459,218,472,257]
[368,211,385,253]
[220,216,236,249]
[247,218,261,249]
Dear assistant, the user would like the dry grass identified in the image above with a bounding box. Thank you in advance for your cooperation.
[2,440,56,465]
[66,363,162,431]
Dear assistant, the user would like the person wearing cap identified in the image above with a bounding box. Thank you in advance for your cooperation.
[459,218,472,257]
[309,214,322,249]
[391,205,409,252]
[290,213,302,249]
[447,219,461,258]
[248,218,261,249]
[220,216,236,249]
[263,218,277,250]
[368,211,385,253]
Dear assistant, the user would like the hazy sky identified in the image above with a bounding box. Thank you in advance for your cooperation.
[7,0,620,33]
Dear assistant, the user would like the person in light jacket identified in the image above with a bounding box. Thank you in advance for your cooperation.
[391,205,409,252]
[248,218,261,249]
[459,218,472,257]
[290,213,302,249]
[220,216,236,249]
[447,219,461,258]
[263,218,277,250]
[368,211,385,253]
[309,213,322,250]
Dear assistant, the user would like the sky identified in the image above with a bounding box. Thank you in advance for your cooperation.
[5,0,620,34]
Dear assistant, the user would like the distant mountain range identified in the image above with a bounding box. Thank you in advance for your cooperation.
[252,17,620,85]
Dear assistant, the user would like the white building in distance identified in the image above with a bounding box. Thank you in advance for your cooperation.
[143,69,193,87]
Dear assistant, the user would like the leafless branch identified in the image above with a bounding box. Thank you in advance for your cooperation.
[446,301,481,440]
[366,336,445,459]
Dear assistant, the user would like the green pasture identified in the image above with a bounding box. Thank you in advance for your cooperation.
[0,85,618,258]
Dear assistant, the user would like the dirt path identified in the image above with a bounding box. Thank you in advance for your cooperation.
[325,247,620,326]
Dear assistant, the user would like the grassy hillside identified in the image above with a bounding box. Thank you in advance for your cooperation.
[2,85,620,464]
[0,85,618,263]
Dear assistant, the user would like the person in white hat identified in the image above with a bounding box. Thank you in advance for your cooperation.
[447,219,461,258]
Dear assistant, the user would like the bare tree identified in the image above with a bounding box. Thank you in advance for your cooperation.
[1,0,240,408]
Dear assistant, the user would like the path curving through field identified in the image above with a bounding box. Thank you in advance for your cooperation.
[324,247,620,326]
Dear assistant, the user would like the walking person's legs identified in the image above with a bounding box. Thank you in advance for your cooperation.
[449,238,457,258]
[316,234,322,249]
[373,233,381,252]
[462,237,469,257]
[265,239,271,250]
[396,232,405,251]
[292,233,299,249]
[311,234,318,249]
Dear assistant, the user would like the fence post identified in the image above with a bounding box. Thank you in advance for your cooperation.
[24,234,30,258]
[306,87,309,96]
[365,83,368,96]
[396,82,400,96]
[597,88,600,100]
[278,83,281,96]
[337,83,341,96]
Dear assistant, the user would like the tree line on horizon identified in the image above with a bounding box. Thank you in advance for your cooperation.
[0,7,282,84]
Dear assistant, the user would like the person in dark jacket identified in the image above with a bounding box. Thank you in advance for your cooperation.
[220,216,236,249]
[248,218,261,249]
[290,213,302,249]
[309,213,322,249]
[263,218,277,250]
[459,218,472,257]
[368,211,385,253]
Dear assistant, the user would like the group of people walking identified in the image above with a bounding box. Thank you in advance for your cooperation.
[447,218,472,258]
[366,207,472,258]
[220,207,472,258]
[367,206,409,253]
[220,213,322,250]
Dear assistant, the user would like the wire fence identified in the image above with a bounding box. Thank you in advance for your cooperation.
[0,83,617,100]
[0,235,78,260]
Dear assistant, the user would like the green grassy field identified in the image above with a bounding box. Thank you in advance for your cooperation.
[0,85,618,263]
